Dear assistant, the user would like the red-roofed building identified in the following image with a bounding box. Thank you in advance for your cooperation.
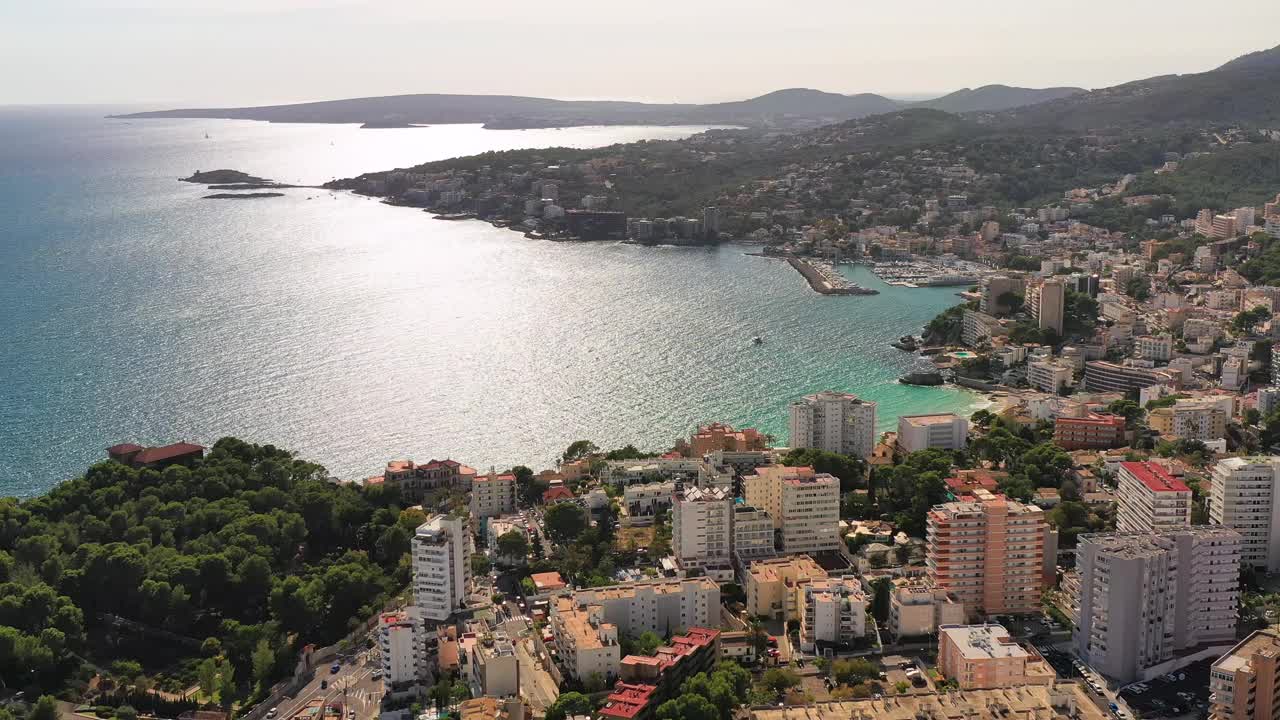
[944,470,1004,498]
[529,572,567,594]
[599,683,658,720]
[1053,413,1127,450]
[107,442,204,469]
[689,423,765,456]
[542,486,575,504]
[1116,461,1191,533]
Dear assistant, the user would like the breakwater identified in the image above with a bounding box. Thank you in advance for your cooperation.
[787,258,878,295]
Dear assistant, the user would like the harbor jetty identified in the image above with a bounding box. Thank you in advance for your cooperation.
[787,258,878,295]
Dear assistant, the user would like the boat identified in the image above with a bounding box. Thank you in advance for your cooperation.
[752,336,764,345]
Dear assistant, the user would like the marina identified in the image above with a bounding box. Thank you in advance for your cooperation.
[868,258,989,288]
[787,257,879,295]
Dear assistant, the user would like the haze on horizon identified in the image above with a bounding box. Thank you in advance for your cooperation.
[2,0,1279,107]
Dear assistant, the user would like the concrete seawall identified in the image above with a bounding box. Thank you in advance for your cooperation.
[787,257,878,295]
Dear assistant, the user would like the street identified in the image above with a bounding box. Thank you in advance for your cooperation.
[272,652,383,720]
[497,602,559,712]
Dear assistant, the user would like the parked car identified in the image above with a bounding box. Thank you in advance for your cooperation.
[371,670,382,680]
[330,663,341,674]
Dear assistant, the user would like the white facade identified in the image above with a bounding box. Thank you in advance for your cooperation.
[788,390,878,459]
[413,515,472,621]
[732,505,776,561]
[1223,355,1248,391]
[379,606,425,686]
[1073,529,1241,683]
[569,578,720,637]
[1137,335,1173,362]
[798,577,868,652]
[1116,461,1192,534]
[672,485,734,580]
[1026,359,1074,393]
[897,414,969,453]
[1211,457,1280,573]
[470,470,516,519]
[622,481,676,526]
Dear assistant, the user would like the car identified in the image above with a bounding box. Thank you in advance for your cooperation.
[348,712,355,719]
[371,670,382,680]
[320,680,328,690]
[267,710,278,718]
[330,663,341,674]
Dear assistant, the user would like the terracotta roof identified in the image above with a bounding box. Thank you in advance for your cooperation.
[530,571,566,591]
[543,486,575,501]
[106,443,143,455]
[1121,461,1189,493]
[131,442,204,465]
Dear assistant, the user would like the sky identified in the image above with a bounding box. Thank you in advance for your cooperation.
[3,0,1280,107]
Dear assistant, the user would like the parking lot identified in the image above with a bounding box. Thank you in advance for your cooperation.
[1118,660,1213,719]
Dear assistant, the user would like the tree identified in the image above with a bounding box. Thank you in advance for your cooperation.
[251,638,275,688]
[869,577,892,623]
[1232,306,1271,336]
[760,668,801,696]
[197,657,219,699]
[217,659,236,707]
[496,531,529,560]
[471,553,492,576]
[780,448,866,492]
[831,658,878,686]
[656,694,717,720]
[634,631,662,656]
[1106,400,1145,428]
[114,707,138,720]
[544,503,588,543]
[27,697,58,720]
[561,441,600,464]
[545,692,593,720]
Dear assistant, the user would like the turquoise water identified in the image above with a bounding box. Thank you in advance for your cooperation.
[0,108,976,497]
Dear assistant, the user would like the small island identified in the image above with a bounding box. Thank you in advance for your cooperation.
[181,169,270,184]
[202,192,286,199]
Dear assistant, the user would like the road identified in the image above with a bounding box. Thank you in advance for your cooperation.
[497,603,559,712]
[272,652,383,720]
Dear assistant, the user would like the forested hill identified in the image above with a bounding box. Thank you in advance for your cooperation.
[0,438,420,703]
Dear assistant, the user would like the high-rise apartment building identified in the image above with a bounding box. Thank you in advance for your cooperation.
[732,504,776,563]
[470,470,517,518]
[379,607,426,685]
[1211,457,1280,573]
[413,515,472,621]
[1036,280,1065,335]
[1074,529,1241,683]
[672,485,734,580]
[788,391,878,459]
[980,276,1026,316]
[1210,628,1280,720]
[1116,461,1191,533]
[926,489,1046,617]
[742,465,840,554]
[798,577,868,652]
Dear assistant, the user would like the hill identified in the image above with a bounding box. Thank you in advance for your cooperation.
[999,47,1280,129]
[915,84,1083,113]
[112,83,1079,130]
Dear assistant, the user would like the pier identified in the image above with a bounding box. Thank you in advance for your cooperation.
[787,258,878,295]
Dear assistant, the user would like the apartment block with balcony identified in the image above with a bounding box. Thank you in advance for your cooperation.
[1053,413,1126,450]
[732,504,776,565]
[938,624,1055,690]
[1210,628,1280,720]
[569,578,719,637]
[1210,457,1280,572]
[745,555,827,621]
[888,579,966,641]
[459,619,519,698]
[470,470,517,519]
[1074,528,1242,683]
[549,596,621,682]
[788,391,878,459]
[926,489,1046,617]
[379,606,426,687]
[742,466,840,554]
[672,485,734,580]
[897,414,969,454]
[413,515,472,621]
[798,576,868,652]
[1116,461,1191,533]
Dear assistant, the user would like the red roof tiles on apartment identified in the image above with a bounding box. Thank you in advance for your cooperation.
[106,443,143,455]
[599,683,657,720]
[1120,461,1190,493]
[543,486,574,502]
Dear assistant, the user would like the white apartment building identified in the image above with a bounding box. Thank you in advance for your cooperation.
[897,413,969,453]
[962,310,1006,347]
[888,579,966,641]
[788,390,878,459]
[549,596,621,682]
[1223,355,1248,391]
[1026,358,1074,393]
[672,485,734,580]
[1211,457,1280,573]
[732,504,776,563]
[622,481,675,526]
[470,470,516,519]
[1137,335,1173,362]
[379,606,426,686]
[1116,461,1191,533]
[1259,387,1280,417]
[798,576,868,652]
[413,515,472,621]
[743,465,841,554]
[569,578,720,637]
[1074,529,1242,683]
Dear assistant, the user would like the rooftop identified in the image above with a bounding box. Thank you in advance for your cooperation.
[531,571,567,592]
[748,685,1106,720]
[747,555,827,585]
[1120,461,1190,493]
[940,624,1030,660]
[1215,628,1280,674]
[899,413,963,427]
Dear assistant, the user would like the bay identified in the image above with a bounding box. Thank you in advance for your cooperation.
[0,108,978,497]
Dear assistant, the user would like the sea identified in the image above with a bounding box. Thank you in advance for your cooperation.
[0,106,981,498]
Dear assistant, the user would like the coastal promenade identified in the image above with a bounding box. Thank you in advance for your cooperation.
[787,257,878,295]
